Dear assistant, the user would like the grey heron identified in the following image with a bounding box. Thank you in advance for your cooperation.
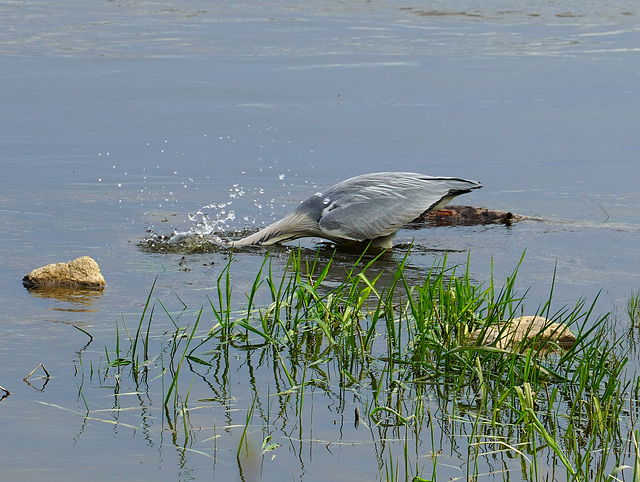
[233,172,482,249]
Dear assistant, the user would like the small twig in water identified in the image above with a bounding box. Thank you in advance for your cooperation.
[0,385,10,400]
[24,363,50,381]
[598,203,610,222]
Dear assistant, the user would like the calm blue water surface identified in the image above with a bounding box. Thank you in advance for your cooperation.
[1,1,640,480]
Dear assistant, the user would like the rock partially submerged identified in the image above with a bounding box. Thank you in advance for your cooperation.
[468,316,576,354]
[412,205,524,226]
[22,256,105,289]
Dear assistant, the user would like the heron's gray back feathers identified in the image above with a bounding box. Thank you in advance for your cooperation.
[317,172,481,241]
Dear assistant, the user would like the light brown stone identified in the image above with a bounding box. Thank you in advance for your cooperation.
[22,256,105,289]
[468,315,576,353]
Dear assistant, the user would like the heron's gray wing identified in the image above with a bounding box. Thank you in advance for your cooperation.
[317,173,481,241]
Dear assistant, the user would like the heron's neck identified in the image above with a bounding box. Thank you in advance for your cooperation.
[233,211,321,246]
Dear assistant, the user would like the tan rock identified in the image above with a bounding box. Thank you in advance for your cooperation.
[22,256,105,289]
[468,316,576,353]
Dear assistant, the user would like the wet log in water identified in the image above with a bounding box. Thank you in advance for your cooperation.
[411,205,524,227]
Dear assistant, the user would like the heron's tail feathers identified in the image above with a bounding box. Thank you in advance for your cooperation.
[423,178,482,213]
[438,177,482,194]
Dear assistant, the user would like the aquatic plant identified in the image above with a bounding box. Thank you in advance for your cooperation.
[628,290,640,327]
[90,249,637,481]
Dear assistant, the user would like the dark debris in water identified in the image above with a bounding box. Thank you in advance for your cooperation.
[138,230,233,254]
[409,205,524,228]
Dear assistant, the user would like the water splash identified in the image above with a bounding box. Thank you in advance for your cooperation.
[138,177,281,253]
[139,200,244,253]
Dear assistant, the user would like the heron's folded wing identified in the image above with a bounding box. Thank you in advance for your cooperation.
[318,175,480,241]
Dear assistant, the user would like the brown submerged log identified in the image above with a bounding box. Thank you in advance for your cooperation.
[411,205,524,227]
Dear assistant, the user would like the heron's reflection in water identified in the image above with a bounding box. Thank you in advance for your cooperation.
[233,241,468,305]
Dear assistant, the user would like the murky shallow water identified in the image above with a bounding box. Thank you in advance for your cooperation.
[1,0,640,480]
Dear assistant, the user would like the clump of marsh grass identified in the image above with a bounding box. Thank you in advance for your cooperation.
[97,248,635,481]
[628,290,640,327]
